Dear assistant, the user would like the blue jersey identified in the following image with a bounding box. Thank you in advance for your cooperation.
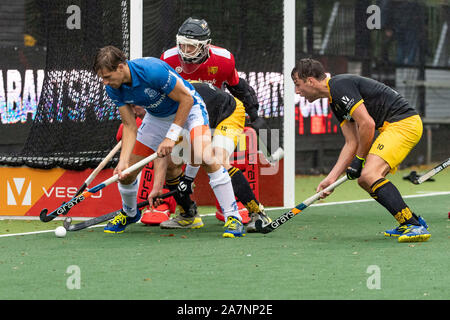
[105,57,201,118]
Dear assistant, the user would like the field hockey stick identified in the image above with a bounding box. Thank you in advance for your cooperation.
[255,175,348,234]
[39,152,159,222]
[52,141,121,216]
[73,141,122,197]
[63,190,177,231]
[413,157,450,184]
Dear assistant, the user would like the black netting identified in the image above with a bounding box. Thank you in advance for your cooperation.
[0,0,129,169]
[4,0,447,173]
[143,0,284,146]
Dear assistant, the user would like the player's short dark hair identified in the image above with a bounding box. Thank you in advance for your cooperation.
[93,45,127,73]
[291,58,326,81]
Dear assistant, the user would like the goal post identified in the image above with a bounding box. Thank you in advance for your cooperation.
[130,0,143,60]
[283,0,296,208]
[129,0,296,208]
[0,0,296,209]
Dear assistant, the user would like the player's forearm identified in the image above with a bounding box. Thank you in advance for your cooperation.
[328,140,358,180]
[173,95,193,128]
[119,124,137,164]
[118,104,138,164]
[226,78,259,121]
[152,157,169,192]
[355,122,375,159]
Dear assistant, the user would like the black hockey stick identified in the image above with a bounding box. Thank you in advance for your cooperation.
[403,157,450,185]
[73,141,122,197]
[39,141,121,222]
[63,190,177,231]
[40,152,158,222]
[255,175,348,234]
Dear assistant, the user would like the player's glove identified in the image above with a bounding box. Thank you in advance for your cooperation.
[346,155,365,180]
[177,175,195,196]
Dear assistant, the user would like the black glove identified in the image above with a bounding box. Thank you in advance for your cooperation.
[346,155,365,180]
[177,175,195,196]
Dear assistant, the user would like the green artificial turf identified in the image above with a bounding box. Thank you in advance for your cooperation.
[0,165,448,300]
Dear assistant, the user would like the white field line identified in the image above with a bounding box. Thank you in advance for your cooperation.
[262,191,450,211]
[0,191,449,238]
[0,229,57,237]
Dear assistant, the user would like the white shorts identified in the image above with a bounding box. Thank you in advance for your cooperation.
[136,99,209,152]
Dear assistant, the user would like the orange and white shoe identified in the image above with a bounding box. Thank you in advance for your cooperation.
[141,202,171,226]
[215,202,250,224]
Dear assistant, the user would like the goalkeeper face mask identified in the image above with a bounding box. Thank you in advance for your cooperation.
[176,17,211,73]
[176,35,211,73]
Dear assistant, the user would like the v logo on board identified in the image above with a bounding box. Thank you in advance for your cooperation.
[7,178,32,206]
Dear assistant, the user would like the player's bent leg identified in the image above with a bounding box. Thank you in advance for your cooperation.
[357,154,390,192]
[227,166,272,231]
[212,143,249,223]
[206,164,245,237]
[159,157,203,229]
[360,155,430,242]
[211,135,250,223]
[193,125,244,237]
[212,127,270,231]
[104,152,144,234]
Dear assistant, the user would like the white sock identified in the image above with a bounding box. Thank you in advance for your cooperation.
[118,179,139,217]
[208,166,240,222]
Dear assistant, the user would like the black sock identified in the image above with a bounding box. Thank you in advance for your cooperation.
[370,178,420,226]
[166,173,193,216]
[228,167,260,213]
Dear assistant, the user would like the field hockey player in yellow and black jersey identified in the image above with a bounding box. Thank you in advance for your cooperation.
[291,58,430,243]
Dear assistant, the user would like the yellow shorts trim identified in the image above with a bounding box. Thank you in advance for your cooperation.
[369,115,423,174]
[213,98,246,151]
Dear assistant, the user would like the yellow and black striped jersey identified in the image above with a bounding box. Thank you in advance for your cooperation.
[191,82,237,128]
[327,74,418,128]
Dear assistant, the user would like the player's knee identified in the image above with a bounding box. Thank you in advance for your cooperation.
[357,173,375,192]
[202,161,221,175]
[197,143,218,168]
[202,153,217,167]
[166,159,183,179]
[119,174,138,186]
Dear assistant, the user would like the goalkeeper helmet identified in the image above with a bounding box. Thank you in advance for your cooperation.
[176,17,211,65]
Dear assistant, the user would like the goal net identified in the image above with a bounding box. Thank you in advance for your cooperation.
[143,0,285,159]
[0,0,129,169]
[0,0,291,206]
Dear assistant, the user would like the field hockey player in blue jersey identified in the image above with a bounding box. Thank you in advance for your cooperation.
[93,46,245,238]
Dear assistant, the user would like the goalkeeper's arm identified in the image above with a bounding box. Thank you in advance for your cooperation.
[225,77,259,122]
[226,77,283,160]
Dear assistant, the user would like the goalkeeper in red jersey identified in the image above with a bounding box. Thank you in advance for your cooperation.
[158,82,272,233]
[147,17,282,226]
[161,17,283,162]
